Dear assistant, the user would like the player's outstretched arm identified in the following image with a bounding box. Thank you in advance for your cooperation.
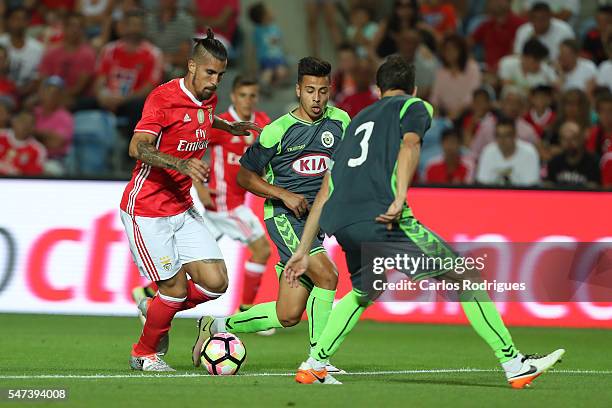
[285,173,331,287]
[236,166,309,218]
[129,132,210,183]
[212,117,262,136]
[376,132,421,229]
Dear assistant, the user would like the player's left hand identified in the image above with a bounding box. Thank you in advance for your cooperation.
[285,250,309,288]
[228,121,262,136]
[375,199,404,230]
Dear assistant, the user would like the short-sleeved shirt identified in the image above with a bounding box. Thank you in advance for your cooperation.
[320,96,433,235]
[0,130,46,175]
[0,35,44,87]
[207,106,271,212]
[39,43,96,91]
[34,106,74,159]
[546,152,600,186]
[97,40,163,96]
[240,106,350,220]
[472,13,526,71]
[120,78,218,217]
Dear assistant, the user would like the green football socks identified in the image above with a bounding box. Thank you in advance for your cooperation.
[225,301,283,333]
[460,289,518,363]
[306,286,336,348]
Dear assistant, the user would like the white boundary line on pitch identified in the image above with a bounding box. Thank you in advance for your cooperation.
[1,369,611,379]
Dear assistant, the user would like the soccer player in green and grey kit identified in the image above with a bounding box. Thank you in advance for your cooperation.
[285,55,565,386]
[193,57,350,375]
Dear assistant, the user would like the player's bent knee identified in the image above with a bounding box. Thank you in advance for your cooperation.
[277,314,300,327]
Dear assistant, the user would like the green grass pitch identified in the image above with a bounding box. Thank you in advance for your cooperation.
[1,313,611,407]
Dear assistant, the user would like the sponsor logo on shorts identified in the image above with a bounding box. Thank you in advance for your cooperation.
[291,154,331,176]
[321,131,334,148]
[160,256,172,271]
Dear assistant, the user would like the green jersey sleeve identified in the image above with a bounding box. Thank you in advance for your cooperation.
[399,98,434,140]
[239,123,282,174]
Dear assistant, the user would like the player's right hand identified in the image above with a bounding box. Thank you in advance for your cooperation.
[285,250,309,288]
[177,158,210,184]
[280,191,309,218]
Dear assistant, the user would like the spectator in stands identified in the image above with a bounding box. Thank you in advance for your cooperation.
[394,27,438,99]
[582,5,612,66]
[476,116,540,186]
[545,121,600,188]
[332,43,359,104]
[524,85,556,138]
[77,0,112,38]
[520,0,579,23]
[499,38,557,93]
[337,59,377,118]
[470,0,525,72]
[0,7,45,96]
[94,9,162,133]
[39,12,96,107]
[471,85,538,157]
[0,98,12,130]
[0,110,47,176]
[346,3,378,58]
[430,34,481,120]
[455,87,497,148]
[423,127,473,184]
[513,2,574,61]
[420,0,457,38]
[373,0,436,59]
[94,0,141,48]
[248,2,288,91]
[596,36,612,92]
[146,0,195,79]
[543,88,591,160]
[557,39,597,93]
[587,92,612,157]
[32,76,74,166]
[0,45,17,107]
[192,0,240,53]
[305,0,343,58]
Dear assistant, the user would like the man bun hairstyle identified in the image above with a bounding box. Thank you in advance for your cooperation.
[192,28,228,62]
[376,54,415,94]
[297,57,332,83]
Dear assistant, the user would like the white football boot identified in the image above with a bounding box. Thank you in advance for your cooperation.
[505,349,565,389]
[129,353,175,372]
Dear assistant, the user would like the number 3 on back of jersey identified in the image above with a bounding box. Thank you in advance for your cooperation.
[348,121,374,167]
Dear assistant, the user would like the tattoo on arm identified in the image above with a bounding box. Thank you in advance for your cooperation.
[136,141,182,171]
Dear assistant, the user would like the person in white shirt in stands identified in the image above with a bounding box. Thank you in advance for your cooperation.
[0,7,44,96]
[514,2,574,61]
[476,116,541,186]
[557,39,597,93]
[596,36,612,92]
[499,38,557,93]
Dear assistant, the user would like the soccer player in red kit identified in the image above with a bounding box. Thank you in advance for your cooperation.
[192,76,273,322]
[120,30,261,372]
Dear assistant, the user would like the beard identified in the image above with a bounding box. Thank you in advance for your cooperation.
[192,72,215,101]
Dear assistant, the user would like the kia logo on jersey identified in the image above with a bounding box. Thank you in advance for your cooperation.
[291,154,331,176]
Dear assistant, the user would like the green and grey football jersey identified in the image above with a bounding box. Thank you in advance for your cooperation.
[320,95,433,235]
[240,106,350,219]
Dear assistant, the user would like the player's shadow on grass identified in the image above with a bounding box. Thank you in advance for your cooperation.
[385,378,508,389]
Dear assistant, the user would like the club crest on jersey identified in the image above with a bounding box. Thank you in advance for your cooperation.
[321,131,334,148]
[160,256,172,271]
[291,154,331,176]
[197,109,205,124]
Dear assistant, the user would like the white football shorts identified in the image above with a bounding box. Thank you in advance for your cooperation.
[120,207,223,281]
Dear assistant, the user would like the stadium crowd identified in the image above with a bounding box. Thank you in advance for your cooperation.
[0,0,611,190]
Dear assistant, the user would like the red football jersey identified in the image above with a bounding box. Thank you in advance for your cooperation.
[0,130,46,175]
[207,106,270,211]
[120,78,218,217]
[97,40,162,96]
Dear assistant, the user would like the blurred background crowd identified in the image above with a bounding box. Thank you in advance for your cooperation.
[0,0,611,190]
